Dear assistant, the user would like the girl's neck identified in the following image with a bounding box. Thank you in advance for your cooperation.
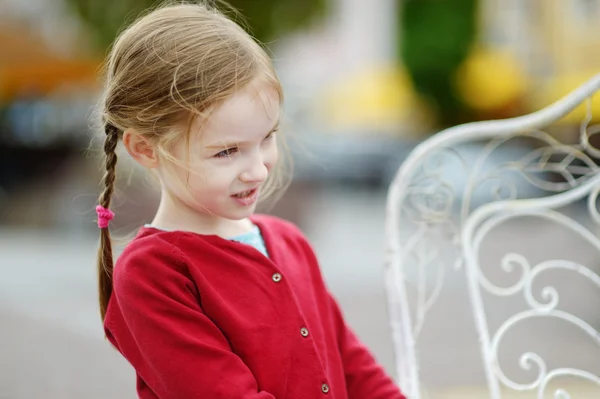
[151,190,253,238]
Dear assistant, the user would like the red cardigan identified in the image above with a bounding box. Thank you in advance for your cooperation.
[104,214,405,399]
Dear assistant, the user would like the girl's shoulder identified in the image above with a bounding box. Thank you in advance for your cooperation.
[114,227,190,278]
[121,225,186,254]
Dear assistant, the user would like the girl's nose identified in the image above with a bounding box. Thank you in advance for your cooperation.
[239,157,268,183]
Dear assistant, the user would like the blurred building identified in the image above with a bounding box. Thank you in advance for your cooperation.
[0,0,101,226]
[481,0,600,78]
[274,0,429,137]
[0,0,99,136]
[479,0,600,123]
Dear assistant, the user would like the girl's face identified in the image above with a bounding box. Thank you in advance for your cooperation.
[158,78,280,223]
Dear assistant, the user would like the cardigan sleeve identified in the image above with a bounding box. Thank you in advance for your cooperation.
[328,294,407,399]
[105,240,276,399]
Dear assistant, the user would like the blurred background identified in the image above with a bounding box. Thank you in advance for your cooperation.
[2,0,600,398]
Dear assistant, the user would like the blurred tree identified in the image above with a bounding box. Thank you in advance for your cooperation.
[65,0,327,52]
[399,0,478,126]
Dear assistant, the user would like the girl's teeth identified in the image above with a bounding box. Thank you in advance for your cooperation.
[235,190,252,198]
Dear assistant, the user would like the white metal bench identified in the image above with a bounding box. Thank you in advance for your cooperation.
[385,75,600,398]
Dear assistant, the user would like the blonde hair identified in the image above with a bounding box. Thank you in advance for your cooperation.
[96,1,285,321]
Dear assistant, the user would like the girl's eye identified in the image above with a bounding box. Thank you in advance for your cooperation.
[215,147,238,158]
[264,129,278,141]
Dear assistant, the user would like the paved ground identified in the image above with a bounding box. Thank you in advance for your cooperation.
[2,185,600,398]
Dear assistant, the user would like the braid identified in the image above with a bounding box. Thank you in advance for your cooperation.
[98,124,119,321]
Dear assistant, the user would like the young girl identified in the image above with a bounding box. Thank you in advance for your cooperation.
[95,3,406,398]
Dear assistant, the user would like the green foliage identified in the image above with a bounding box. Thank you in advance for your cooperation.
[65,0,327,52]
[232,0,326,46]
[399,0,478,126]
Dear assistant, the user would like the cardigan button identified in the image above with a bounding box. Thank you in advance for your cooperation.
[321,383,330,394]
[300,327,309,337]
[272,273,282,283]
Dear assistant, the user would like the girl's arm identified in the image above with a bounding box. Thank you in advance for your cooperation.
[287,217,407,399]
[328,294,407,399]
[105,245,276,399]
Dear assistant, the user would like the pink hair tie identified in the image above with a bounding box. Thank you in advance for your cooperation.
[96,205,115,229]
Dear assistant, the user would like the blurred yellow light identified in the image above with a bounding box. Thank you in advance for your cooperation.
[318,65,425,133]
[533,71,600,124]
[455,47,528,112]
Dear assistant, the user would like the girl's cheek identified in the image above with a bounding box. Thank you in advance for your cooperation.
[265,146,278,170]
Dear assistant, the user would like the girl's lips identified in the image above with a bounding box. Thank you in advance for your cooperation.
[231,188,259,206]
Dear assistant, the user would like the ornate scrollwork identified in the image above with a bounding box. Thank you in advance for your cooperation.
[487,258,600,394]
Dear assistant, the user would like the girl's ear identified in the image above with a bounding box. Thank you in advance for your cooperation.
[123,129,159,168]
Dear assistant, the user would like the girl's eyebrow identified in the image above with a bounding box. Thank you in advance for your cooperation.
[204,120,280,150]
